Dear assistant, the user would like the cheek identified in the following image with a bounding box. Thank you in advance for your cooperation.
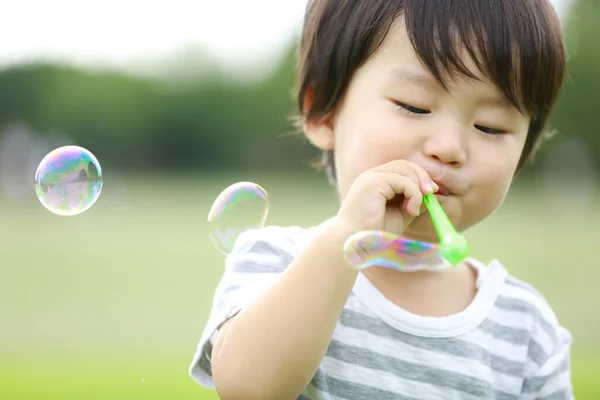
[336,109,409,171]
[468,153,517,215]
[336,122,403,199]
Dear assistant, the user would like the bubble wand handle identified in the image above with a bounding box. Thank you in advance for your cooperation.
[423,193,470,265]
[423,194,458,238]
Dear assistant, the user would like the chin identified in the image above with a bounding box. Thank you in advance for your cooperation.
[403,215,441,243]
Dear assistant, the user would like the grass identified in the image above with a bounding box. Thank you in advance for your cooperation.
[1,172,599,399]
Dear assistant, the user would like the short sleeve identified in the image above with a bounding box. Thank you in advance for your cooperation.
[522,326,574,400]
[188,226,303,388]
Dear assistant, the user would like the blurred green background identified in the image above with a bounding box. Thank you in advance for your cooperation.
[1,0,599,398]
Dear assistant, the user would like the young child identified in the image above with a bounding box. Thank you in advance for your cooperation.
[190,0,573,399]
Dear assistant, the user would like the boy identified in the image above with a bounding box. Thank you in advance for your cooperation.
[190,0,573,399]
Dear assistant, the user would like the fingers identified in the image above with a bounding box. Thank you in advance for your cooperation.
[377,160,439,195]
[377,172,422,216]
[408,163,436,195]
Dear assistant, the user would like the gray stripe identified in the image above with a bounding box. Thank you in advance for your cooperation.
[223,284,244,297]
[313,369,421,400]
[505,277,542,297]
[298,395,312,400]
[230,240,293,273]
[494,391,521,400]
[339,309,525,376]
[538,389,573,400]
[494,297,559,368]
[232,261,284,273]
[522,357,570,393]
[478,319,530,346]
[495,296,557,343]
[197,341,213,378]
[527,337,550,367]
[325,339,493,398]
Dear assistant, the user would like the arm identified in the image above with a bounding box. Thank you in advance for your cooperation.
[211,160,434,400]
[212,218,359,400]
[522,326,574,400]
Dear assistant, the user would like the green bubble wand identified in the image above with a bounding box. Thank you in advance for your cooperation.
[343,193,470,270]
[423,193,469,265]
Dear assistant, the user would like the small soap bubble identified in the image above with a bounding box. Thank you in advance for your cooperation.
[343,230,446,271]
[343,230,399,268]
[207,182,269,255]
[34,145,103,216]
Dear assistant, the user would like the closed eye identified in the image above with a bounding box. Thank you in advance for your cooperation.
[394,100,507,134]
[395,102,430,115]
[475,125,506,135]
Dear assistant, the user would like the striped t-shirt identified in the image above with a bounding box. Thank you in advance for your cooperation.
[190,222,574,399]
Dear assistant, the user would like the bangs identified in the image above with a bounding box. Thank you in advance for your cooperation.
[403,0,565,118]
[297,0,566,177]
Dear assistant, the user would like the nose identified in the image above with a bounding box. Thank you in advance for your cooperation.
[422,124,467,167]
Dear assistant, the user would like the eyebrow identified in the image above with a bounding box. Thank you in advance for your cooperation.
[390,69,516,110]
[390,69,439,87]
[476,94,515,110]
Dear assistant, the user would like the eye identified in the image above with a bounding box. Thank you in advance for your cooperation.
[395,101,430,115]
[475,125,506,135]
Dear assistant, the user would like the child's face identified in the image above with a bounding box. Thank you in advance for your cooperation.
[305,20,531,242]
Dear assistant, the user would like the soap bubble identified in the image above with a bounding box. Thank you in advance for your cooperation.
[343,230,449,272]
[34,145,103,216]
[207,182,269,255]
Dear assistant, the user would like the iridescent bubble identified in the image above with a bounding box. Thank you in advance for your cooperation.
[207,182,269,255]
[34,145,103,216]
[343,230,450,272]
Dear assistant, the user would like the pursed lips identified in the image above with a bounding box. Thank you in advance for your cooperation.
[432,180,451,196]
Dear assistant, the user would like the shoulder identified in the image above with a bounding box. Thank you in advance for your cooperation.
[496,269,571,366]
[232,224,316,258]
[225,223,322,274]
[499,273,560,328]
[473,258,560,328]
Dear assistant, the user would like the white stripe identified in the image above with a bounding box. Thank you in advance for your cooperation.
[344,296,380,317]
[506,276,540,296]
[218,271,280,289]
[500,284,558,327]
[344,294,378,317]
[537,370,572,398]
[538,329,571,375]
[233,225,306,252]
[225,250,286,270]
[487,306,535,330]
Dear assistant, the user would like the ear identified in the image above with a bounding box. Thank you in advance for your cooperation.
[302,85,335,150]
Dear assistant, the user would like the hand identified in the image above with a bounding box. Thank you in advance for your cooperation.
[336,160,439,235]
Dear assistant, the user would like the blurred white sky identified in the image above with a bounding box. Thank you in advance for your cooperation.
[0,0,573,78]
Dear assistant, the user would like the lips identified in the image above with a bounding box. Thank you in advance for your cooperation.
[432,180,451,196]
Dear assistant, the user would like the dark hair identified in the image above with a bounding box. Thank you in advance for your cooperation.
[295,0,567,183]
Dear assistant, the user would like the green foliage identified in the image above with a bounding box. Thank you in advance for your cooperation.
[0,43,316,172]
[0,2,596,174]
[547,0,600,155]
